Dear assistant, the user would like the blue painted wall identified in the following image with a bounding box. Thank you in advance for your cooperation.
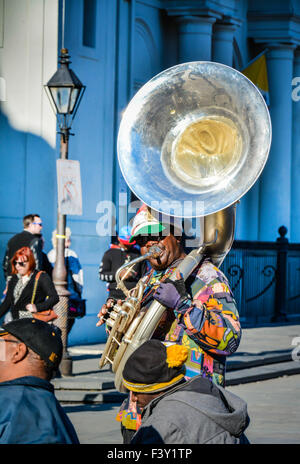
[0,111,57,307]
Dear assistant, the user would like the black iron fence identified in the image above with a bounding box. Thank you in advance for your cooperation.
[220,226,300,326]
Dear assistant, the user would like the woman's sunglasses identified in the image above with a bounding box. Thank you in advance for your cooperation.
[14,261,28,267]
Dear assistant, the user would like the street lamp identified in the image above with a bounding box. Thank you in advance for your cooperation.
[46,48,85,134]
[45,48,85,376]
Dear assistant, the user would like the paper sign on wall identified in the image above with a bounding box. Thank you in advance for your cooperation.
[57,159,82,215]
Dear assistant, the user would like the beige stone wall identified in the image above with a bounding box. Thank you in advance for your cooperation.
[0,0,58,148]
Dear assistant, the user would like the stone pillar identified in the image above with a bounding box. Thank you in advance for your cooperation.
[291,49,300,242]
[258,44,295,241]
[176,16,216,63]
[212,23,236,66]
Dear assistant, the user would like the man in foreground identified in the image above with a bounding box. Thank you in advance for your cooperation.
[123,339,250,444]
[0,318,79,444]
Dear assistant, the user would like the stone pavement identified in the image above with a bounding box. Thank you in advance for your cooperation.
[52,322,300,404]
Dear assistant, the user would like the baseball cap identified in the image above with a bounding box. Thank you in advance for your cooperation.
[129,204,184,243]
[118,225,135,246]
[0,318,63,369]
[129,205,166,243]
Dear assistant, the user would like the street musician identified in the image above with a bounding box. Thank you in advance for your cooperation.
[97,204,241,443]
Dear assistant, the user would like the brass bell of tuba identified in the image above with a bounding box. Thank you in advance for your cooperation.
[99,61,272,392]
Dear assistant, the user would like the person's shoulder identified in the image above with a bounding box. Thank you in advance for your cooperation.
[38,270,51,281]
[0,376,54,392]
[66,248,78,259]
[0,378,56,427]
[20,230,33,239]
[107,246,121,254]
[152,381,202,414]
[32,269,50,284]
[0,386,22,419]
[136,403,186,443]
[30,234,42,245]
[198,258,216,271]
[194,258,225,281]
[101,246,121,262]
[47,248,55,262]
[8,230,29,244]
[0,378,34,405]
[7,274,18,287]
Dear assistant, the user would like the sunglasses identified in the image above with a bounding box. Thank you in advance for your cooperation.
[135,235,164,248]
[14,261,28,267]
[0,338,20,344]
[33,222,43,226]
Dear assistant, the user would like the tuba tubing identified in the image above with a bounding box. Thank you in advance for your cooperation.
[115,252,155,298]
[98,246,161,369]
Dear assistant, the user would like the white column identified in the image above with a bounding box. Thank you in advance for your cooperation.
[259,44,295,241]
[212,23,236,66]
[291,49,300,242]
[176,16,216,63]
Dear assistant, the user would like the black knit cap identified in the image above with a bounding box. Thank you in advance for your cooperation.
[0,318,63,369]
[122,340,188,393]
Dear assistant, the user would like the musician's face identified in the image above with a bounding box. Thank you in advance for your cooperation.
[137,233,184,271]
[131,391,161,410]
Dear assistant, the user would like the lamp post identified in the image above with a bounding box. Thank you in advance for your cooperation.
[45,48,85,376]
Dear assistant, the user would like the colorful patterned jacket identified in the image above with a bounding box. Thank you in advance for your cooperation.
[164,258,240,384]
[117,257,241,433]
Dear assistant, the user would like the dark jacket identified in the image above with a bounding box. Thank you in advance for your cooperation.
[2,230,43,279]
[99,245,147,300]
[0,270,59,320]
[0,376,79,444]
[131,376,250,445]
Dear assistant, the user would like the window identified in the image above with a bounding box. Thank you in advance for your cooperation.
[82,0,96,48]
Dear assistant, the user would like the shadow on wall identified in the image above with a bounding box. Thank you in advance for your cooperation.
[0,109,55,284]
[0,109,107,345]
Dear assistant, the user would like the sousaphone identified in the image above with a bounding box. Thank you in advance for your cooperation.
[99,61,272,391]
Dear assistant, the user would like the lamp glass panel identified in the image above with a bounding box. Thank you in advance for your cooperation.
[50,87,72,114]
[69,88,80,113]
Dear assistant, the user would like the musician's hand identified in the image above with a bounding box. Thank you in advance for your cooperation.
[26,303,37,313]
[96,299,122,326]
[96,299,114,326]
[119,269,137,280]
[153,271,187,310]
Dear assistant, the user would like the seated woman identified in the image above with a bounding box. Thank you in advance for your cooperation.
[0,246,59,320]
